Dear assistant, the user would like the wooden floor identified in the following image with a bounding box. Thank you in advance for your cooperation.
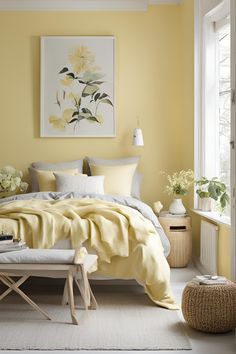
[0,265,235,354]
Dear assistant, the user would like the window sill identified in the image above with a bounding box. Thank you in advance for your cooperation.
[191,209,231,227]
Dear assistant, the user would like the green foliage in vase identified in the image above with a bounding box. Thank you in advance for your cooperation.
[162,170,194,196]
[195,177,229,212]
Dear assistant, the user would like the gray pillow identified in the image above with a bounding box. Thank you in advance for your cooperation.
[85,156,142,199]
[29,159,83,192]
[54,173,105,195]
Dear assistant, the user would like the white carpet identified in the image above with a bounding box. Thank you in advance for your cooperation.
[0,288,191,350]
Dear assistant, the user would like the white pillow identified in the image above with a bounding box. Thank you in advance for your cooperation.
[54,173,105,195]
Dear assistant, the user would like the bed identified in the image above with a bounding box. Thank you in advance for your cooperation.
[0,157,178,310]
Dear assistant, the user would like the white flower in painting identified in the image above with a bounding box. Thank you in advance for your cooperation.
[68,45,96,75]
[49,108,76,131]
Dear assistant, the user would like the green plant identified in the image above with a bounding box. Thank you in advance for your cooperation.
[195,177,229,212]
[162,170,194,196]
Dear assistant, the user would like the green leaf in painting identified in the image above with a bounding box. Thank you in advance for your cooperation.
[72,111,79,117]
[86,116,100,123]
[67,72,76,79]
[99,93,108,100]
[100,98,113,106]
[82,71,104,83]
[59,67,69,74]
[82,108,92,115]
[82,85,99,97]
[68,118,78,124]
[90,81,104,85]
[94,93,100,101]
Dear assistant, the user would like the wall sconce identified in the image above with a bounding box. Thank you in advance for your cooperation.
[132,128,144,146]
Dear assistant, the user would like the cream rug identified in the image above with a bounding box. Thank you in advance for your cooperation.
[0,287,191,350]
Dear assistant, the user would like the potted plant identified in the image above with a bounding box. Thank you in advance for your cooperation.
[195,177,229,213]
[162,170,194,215]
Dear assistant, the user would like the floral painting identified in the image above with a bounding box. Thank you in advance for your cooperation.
[40,36,115,137]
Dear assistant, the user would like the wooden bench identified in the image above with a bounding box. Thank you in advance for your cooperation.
[0,248,98,325]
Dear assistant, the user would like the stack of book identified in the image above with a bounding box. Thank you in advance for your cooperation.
[192,275,227,285]
[0,235,27,253]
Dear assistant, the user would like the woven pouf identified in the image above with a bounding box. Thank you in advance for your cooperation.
[182,280,236,333]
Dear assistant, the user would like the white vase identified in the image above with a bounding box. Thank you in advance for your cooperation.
[169,198,186,215]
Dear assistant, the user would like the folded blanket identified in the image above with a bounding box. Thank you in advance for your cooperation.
[0,198,178,309]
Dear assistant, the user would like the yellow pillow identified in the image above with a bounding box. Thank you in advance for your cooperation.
[36,169,79,192]
[90,163,137,196]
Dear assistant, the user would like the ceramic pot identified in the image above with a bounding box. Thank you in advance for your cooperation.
[169,198,186,215]
[200,197,214,211]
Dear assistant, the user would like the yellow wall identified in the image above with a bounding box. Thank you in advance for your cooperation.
[218,224,231,278]
[0,5,192,207]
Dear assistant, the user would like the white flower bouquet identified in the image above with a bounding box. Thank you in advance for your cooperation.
[162,170,194,196]
[0,166,28,197]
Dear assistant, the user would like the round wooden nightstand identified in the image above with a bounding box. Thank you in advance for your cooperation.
[158,214,192,268]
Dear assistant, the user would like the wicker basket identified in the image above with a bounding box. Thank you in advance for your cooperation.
[182,280,236,333]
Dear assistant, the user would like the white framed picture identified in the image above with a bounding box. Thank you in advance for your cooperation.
[40,36,115,137]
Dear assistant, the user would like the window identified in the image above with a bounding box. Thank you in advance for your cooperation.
[195,1,231,218]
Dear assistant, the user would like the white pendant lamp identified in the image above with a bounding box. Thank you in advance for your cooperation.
[132,128,144,146]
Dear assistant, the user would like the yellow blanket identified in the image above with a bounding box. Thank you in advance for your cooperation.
[0,198,179,309]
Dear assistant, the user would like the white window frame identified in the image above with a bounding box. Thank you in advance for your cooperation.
[194,0,230,208]
[194,0,236,282]
[230,0,236,282]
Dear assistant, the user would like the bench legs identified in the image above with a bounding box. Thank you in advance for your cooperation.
[62,278,69,306]
[0,268,97,325]
[62,265,98,325]
[67,270,79,325]
[75,266,98,310]
[0,273,51,321]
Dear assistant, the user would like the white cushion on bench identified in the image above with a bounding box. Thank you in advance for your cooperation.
[0,249,76,264]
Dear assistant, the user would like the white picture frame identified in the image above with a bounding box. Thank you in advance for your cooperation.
[40,36,115,137]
